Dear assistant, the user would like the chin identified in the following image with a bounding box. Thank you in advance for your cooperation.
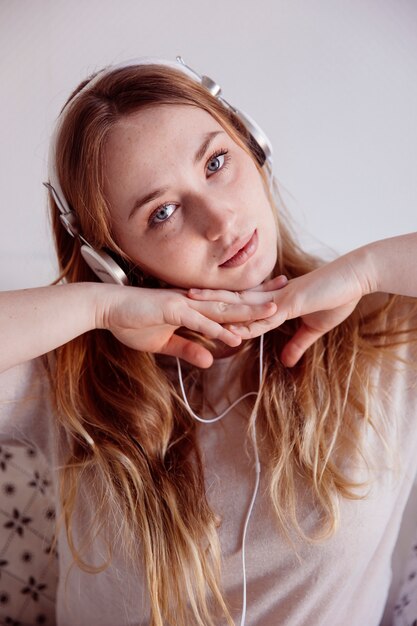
[218,266,276,292]
[238,257,278,290]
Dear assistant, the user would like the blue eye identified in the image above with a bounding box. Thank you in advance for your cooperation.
[150,203,177,227]
[207,153,225,174]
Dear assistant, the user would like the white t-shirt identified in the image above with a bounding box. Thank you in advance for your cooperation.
[1,334,417,626]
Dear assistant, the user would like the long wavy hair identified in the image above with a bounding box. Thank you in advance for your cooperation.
[47,63,417,626]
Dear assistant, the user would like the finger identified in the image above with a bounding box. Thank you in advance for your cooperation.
[168,287,188,296]
[187,275,288,302]
[162,335,214,368]
[191,300,277,323]
[179,308,243,348]
[188,288,275,305]
[249,275,288,292]
[226,311,287,339]
[280,324,324,368]
[188,287,243,303]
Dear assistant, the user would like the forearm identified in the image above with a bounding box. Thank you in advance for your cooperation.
[0,283,107,372]
[352,232,417,298]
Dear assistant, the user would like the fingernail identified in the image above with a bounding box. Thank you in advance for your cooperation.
[189,288,201,294]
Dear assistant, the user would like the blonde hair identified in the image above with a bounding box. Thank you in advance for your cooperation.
[48,64,417,626]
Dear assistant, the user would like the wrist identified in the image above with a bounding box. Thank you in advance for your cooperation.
[90,282,128,331]
[347,244,380,297]
[61,282,120,332]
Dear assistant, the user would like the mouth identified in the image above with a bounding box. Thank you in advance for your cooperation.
[219,230,258,268]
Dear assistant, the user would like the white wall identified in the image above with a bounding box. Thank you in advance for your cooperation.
[0,0,416,290]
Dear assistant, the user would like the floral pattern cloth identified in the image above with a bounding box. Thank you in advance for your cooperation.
[393,541,417,626]
[0,444,57,626]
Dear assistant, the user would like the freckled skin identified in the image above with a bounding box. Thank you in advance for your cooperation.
[104,104,278,290]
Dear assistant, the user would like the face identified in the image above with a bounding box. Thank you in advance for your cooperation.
[103,104,278,290]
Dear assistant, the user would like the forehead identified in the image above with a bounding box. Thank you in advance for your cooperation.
[105,104,224,163]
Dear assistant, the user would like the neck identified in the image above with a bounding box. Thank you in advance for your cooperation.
[210,339,248,360]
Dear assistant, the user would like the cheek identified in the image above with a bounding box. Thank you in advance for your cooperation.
[121,235,201,282]
[267,216,281,273]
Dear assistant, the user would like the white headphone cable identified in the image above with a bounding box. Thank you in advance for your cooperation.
[239,334,263,626]
[176,334,264,626]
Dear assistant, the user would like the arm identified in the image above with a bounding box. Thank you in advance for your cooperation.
[0,283,277,373]
[188,232,417,366]
[363,232,417,298]
[0,283,98,372]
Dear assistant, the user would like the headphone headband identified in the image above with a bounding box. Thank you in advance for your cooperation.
[45,55,274,285]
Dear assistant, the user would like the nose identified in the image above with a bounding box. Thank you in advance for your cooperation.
[191,192,237,242]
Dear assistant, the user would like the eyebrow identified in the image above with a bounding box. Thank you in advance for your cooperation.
[128,130,224,220]
[193,130,223,165]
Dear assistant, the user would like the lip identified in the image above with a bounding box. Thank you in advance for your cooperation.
[219,230,258,268]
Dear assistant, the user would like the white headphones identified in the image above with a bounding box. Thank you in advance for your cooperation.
[45,55,274,286]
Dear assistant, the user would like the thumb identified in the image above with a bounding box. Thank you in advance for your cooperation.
[280,323,324,368]
[250,274,288,292]
[162,334,214,368]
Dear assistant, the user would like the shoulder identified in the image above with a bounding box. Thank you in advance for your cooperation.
[359,292,417,335]
[0,355,48,388]
[0,357,51,410]
[0,357,55,455]
[357,293,417,424]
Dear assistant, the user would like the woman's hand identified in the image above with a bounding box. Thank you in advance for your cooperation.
[188,253,371,367]
[0,283,275,373]
[3,234,414,373]
[96,285,277,368]
[101,233,417,368]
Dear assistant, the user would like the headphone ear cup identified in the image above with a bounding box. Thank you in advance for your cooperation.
[233,108,273,169]
[80,245,129,285]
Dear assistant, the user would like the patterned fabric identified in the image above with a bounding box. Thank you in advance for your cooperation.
[393,539,417,626]
[0,444,57,626]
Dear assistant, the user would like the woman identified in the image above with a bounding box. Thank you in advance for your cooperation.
[1,56,417,626]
